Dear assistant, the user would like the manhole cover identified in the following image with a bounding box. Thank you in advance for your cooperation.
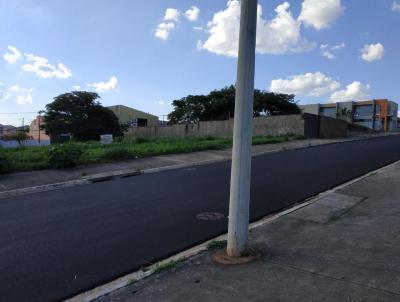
[196,212,225,221]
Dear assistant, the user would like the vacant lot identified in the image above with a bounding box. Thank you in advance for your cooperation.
[0,134,304,174]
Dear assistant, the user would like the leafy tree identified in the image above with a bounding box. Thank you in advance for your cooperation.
[168,85,301,124]
[43,91,125,142]
[168,95,211,124]
[254,90,300,116]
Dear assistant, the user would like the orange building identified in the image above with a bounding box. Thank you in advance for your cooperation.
[28,116,50,142]
[301,99,398,132]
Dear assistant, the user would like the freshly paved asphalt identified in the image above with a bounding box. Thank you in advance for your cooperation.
[1,136,400,302]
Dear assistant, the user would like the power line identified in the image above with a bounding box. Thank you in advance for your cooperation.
[0,112,38,115]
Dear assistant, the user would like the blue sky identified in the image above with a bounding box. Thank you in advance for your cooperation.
[1,0,399,126]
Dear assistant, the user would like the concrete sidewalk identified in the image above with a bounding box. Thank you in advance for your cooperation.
[96,160,400,302]
[0,133,394,193]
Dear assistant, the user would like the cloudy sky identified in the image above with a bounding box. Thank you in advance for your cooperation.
[1,0,399,126]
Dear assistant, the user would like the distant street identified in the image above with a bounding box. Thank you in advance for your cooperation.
[1,135,400,302]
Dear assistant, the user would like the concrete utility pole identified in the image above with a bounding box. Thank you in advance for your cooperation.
[38,110,44,144]
[227,0,258,257]
[38,111,42,145]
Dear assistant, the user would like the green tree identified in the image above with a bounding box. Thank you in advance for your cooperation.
[208,85,236,120]
[43,91,125,142]
[254,90,300,116]
[168,85,301,124]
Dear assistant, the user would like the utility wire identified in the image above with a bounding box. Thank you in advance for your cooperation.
[0,112,38,115]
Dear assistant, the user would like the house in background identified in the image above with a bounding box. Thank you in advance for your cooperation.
[0,122,49,148]
[107,105,159,127]
[28,116,50,142]
[301,99,398,132]
[0,124,16,137]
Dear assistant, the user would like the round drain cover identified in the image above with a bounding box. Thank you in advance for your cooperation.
[196,212,225,221]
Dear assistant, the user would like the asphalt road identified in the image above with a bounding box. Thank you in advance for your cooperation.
[1,136,400,302]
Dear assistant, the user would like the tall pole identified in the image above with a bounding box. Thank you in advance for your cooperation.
[38,115,41,144]
[227,0,258,257]
[38,110,45,144]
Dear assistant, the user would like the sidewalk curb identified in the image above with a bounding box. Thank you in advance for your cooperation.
[0,179,89,200]
[64,158,400,302]
[142,134,397,175]
[0,169,141,200]
[1,133,397,200]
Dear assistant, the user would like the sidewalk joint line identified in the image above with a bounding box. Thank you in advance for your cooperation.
[270,261,400,297]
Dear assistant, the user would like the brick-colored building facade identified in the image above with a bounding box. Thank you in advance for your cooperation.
[28,116,50,141]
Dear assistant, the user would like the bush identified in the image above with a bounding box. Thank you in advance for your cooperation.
[0,153,11,174]
[204,135,216,141]
[102,148,132,161]
[113,137,124,143]
[47,144,83,169]
[134,137,149,144]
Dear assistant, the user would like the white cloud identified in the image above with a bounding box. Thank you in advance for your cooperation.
[156,101,165,105]
[9,85,33,93]
[164,8,180,22]
[257,2,315,55]
[360,43,385,62]
[392,1,400,12]
[298,0,344,30]
[155,22,176,40]
[0,84,11,102]
[9,85,22,92]
[3,46,71,79]
[199,0,241,57]
[331,43,346,50]
[16,94,33,105]
[72,85,81,90]
[329,81,370,102]
[199,1,315,57]
[3,46,22,64]
[320,43,345,59]
[185,6,200,21]
[270,72,340,97]
[322,51,335,60]
[155,6,200,40]
[87,76,118,93]
[0,84,34,105]
[22,53,72,79]
[0,92,11,102]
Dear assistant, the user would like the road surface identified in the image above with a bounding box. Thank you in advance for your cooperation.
[1,135,400,302]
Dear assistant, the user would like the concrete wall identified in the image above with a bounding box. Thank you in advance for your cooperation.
[303,113,348,139]
[0,139,51,148]
[318,115,348,138]
[252,115,304,136]
[126,115,305,139]
[389,101,398,132]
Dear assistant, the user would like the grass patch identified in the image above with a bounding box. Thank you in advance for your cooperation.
[102,148,133,161]
[153,258,184,274]
[0,134,304,174]
[252,133,305,145]
[207,240,227,250]
[127,278,138,285]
